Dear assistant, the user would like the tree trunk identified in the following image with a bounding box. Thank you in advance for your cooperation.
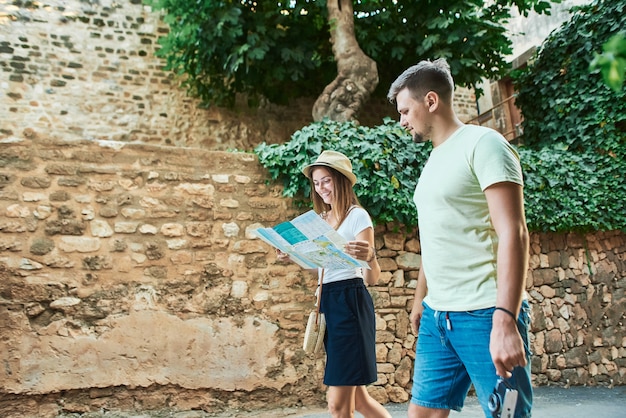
[312,0,379,123]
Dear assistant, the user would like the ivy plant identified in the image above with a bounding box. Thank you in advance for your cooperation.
[255,0,626,232]
[255,118,431,226]
[590,32,626,92]
[513,0,625,153]
[519,146,626,232]
[510,0,626,232]
[255,119,626,232]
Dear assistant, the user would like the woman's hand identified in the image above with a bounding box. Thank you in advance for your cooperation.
[345,240,375,262]
[351,228,380,286]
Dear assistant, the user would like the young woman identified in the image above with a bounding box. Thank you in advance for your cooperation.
[279,150,390,418]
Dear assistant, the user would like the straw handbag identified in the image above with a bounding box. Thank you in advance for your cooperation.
[303,269,326,354]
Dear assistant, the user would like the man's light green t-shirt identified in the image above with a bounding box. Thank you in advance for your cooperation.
[414,124,523,311]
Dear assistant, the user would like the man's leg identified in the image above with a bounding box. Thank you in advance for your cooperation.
[448,302,533,418]
[409,304,472,417]
[407,403,450,418]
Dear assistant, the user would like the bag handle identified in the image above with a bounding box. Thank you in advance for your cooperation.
[314,269,324,327]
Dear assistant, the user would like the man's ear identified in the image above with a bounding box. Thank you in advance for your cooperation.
[425,91,439,112]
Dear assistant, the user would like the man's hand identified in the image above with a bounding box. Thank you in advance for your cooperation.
[410,303,424,335]
[490,311,527,378]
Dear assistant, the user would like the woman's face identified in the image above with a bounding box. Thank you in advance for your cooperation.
[312,167,335,206]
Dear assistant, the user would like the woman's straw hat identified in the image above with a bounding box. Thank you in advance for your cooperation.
[301,150,357,186]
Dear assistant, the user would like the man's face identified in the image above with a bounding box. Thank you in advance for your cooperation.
[396,88,431,143]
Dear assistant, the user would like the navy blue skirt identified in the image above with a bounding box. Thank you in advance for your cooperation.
[319,278,378,386]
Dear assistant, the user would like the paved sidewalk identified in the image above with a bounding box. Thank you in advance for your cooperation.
[295,386,626,418]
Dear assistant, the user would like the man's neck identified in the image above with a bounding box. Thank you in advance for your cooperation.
[431,116,464,148]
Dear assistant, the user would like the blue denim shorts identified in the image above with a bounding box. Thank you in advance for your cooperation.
[411,300,532,418]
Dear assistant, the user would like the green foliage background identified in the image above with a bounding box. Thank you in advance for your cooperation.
[146,0,557,107]
[256,120,625,233]
[590,32,626,92]
[512,0,626,232]
[255,119,431,226]
[144,0,333,107]
[253,0,626,233]
[513,0,625,153]
[519,147,625,232]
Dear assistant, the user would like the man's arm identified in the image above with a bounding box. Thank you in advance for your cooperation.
[484,181,530,378]
[410,261,428,334]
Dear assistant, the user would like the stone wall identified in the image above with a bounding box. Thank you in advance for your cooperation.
[0,0,477,151]
[0,138,321,417]
[0,137,625,418]
[0,0,315,149]
[0,1,624,417]
[527,232,625,387]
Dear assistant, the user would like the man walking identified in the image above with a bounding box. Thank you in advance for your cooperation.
[387,59,532,418]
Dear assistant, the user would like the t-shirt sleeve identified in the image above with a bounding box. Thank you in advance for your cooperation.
[473,131,523,191]
[348,207,373,237]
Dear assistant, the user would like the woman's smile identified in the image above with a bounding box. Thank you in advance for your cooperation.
[313,169,335,204]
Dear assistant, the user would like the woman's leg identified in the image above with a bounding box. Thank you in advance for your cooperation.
[407,403,450,418]
[354,386,392,418]
[327,385,356,418]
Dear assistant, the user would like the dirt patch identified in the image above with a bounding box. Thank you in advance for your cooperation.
[55,405,328,418]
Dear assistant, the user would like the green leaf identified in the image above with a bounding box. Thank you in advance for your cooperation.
[147,0,564,107]
[254,118,429,226]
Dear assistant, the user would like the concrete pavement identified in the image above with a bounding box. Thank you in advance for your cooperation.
[295,386,626,418]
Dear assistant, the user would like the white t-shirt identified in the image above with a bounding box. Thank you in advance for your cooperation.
[320,206,373,284]
[414,125,524,311]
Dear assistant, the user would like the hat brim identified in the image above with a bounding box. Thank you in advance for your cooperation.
[302,162,357,186]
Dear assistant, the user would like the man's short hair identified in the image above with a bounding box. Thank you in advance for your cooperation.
[387,58,454,104]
